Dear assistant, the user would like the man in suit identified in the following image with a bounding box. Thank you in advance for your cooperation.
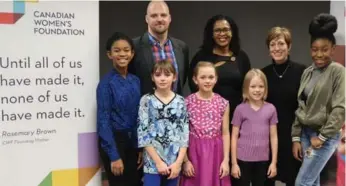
[130,0,189,96]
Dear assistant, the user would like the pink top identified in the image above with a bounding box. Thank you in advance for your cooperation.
[185,93,228,139]
[232,102,278,161]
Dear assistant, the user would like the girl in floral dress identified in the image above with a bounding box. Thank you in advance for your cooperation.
[180,61,231,186]
[137,60,189,186]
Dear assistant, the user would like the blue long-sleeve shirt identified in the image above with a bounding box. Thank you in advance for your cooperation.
[96,69,141,161]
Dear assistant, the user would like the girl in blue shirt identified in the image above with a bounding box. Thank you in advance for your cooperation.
[137,60,189,186]
[97,32,142,186]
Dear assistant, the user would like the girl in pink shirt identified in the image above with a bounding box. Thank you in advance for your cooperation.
[180,61,231,186]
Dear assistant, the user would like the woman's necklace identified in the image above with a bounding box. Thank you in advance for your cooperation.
[272,64,289,78]
[214,49,236,62]
[229,51,236,62]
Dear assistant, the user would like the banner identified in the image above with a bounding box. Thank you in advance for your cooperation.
[0,1,100,186]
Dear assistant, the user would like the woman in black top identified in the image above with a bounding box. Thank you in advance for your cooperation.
[261,27,306,186]
[188,14,251,121]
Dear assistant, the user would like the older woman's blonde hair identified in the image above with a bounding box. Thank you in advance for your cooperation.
[266,26,292,48]
[242,69,268,102]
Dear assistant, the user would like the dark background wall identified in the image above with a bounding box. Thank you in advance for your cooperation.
[99,1,329,93]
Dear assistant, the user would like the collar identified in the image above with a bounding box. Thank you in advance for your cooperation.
[311,61,332,72]
[272,56,291,67]
[148,32,170,46]
[111,68,129,79]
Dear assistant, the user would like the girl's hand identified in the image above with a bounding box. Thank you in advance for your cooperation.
[292,142,303,161]
[219,160,230,179]
[231,164,241,179]
[111,159,124,176]
[156,161,170,175]
[267,163,277,178]
[183,161,195,177]
[137,151,143,170]
[168,162,181,179]
[310,136,324,149]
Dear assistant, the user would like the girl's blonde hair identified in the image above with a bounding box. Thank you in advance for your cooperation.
[242,69,268,102]
[193,61,217,77]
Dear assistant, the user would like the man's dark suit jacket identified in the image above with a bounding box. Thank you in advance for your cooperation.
[129,32,189,96]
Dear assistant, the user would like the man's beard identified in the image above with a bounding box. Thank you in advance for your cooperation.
[151,26,168,35]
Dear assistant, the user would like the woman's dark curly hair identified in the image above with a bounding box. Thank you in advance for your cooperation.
[309,13,338,45]
[201,14,241,55]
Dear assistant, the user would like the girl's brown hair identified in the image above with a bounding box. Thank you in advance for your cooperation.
[151,60,176,91]
[151,59,177,76]
[242,69,268,102]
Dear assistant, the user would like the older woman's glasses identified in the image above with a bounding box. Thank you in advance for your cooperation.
[213,28,231,35]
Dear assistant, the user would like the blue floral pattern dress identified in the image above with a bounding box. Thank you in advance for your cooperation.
[137,93,189,174]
